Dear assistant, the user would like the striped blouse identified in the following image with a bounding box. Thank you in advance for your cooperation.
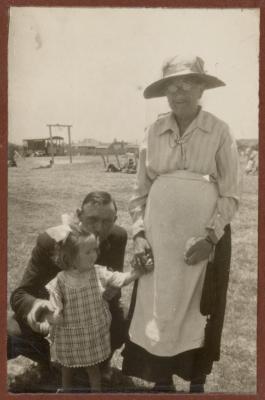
[129,108,240,242]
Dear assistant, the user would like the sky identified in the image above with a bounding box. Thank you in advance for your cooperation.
[8,7,259,145]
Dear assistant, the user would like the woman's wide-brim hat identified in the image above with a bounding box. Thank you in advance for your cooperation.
[143,55,225,99]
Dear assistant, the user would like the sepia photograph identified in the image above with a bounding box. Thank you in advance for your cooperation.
[6,6,259,395]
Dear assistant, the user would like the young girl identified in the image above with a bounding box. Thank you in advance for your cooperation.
[44,227,149,392]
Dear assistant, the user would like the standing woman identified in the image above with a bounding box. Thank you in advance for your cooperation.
[122,55,240,392]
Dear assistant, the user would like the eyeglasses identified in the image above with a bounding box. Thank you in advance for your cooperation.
[83,216,117,227]
[165,81,195,94]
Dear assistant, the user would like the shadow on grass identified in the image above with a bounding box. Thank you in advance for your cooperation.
[8,360,153,393]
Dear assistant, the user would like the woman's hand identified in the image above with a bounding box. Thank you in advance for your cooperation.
[184,238,213,265]
[133,233,154,269]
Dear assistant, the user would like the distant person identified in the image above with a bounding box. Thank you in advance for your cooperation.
[44,230,151,392]
[14,149,24,160]
[245,152,258,174]
[106,163,120,172]
[8,151,18,167]
[245,159,255,174]
[122,158,137,174]
[122,54,240,393]
[8,157,17,167]
[8,192,127,384]
[33,159,54,169]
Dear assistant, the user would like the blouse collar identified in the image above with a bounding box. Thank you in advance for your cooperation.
[157,107,215,136]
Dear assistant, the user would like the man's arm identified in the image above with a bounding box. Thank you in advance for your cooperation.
[10,232,60,325]
[98,225,127,272]
[97,225,127,302]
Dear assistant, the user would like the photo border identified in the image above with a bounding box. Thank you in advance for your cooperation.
[0,0,264,399]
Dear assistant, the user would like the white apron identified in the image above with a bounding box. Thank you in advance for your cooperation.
[129,170,218,356]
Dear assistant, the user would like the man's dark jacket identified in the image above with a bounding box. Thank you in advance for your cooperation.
[10,224,127,350]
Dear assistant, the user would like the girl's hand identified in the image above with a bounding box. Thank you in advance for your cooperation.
[46,308,63,325]
[39,320,50,336]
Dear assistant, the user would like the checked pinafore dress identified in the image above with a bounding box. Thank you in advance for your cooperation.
[45,266,113,368]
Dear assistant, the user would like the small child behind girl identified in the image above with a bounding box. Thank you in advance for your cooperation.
[45,228,150,392]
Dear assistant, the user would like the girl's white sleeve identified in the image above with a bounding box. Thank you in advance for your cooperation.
[96,265,127,288]
[45,275,63,312]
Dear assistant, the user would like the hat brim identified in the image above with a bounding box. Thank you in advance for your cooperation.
[143,73,225,99]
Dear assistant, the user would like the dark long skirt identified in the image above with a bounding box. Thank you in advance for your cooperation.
[122,225,231,383]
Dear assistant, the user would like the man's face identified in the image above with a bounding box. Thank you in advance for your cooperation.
[78,201,117,241]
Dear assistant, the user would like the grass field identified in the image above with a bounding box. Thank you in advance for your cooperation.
[8,155,258,393]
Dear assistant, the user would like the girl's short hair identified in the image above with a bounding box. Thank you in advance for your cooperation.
[59,231,96,270]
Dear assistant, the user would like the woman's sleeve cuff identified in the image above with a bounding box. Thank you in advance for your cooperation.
[206,225,224,243]
[132,219,145,238]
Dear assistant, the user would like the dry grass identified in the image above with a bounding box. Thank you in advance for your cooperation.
[8,155,257,393]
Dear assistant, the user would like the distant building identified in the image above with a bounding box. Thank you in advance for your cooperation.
[23,136,64,156]
[95,144,109,156]
[72,145,96,155]
[72,138,101,155]
[108,140,139,156]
